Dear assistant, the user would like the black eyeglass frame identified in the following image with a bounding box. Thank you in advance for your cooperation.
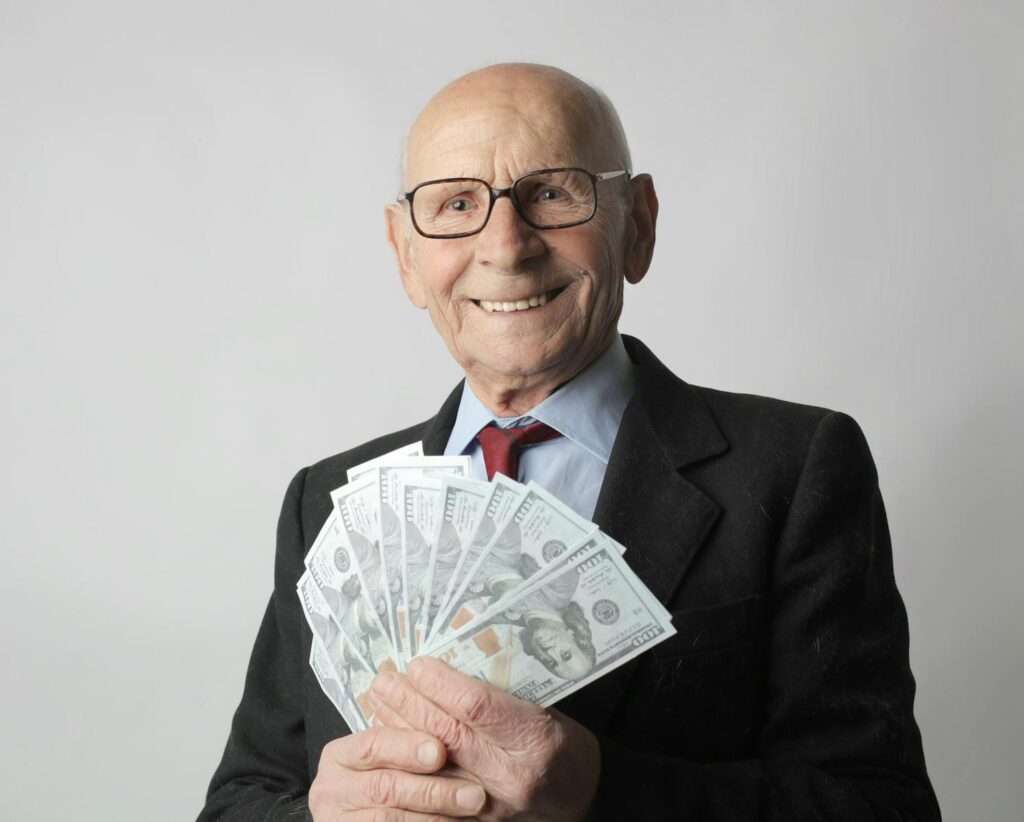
[401,166,631,239]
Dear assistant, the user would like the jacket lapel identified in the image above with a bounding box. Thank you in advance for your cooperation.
[594,336,728,604]
[558,336,729,733]
[421,381,464,456]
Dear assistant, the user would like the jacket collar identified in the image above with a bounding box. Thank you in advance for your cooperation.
[421,380,464,457]
[616,334,728,470]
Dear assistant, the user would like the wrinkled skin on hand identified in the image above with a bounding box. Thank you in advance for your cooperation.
[370,657,601,822]
[308,723,487,821]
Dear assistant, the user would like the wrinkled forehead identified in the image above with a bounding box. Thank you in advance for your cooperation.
[404,88,610,189]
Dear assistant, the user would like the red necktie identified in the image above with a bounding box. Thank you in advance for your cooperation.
[475,421,562,481]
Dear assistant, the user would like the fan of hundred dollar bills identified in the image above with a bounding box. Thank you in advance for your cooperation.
[297,441,676,732]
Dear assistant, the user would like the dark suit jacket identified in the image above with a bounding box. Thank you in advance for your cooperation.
[198,336,941,821]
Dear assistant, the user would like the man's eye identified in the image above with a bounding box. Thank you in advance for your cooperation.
[538,187,565,202]
[447,197,474,212]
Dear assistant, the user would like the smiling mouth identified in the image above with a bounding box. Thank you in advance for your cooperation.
[472,285,569,313]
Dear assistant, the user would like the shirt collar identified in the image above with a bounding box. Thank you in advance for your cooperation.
[443,334,635,464]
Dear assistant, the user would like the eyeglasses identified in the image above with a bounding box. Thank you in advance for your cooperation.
[401,167,631,239]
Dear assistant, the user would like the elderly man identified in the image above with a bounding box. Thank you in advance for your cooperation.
[198,64,940,821]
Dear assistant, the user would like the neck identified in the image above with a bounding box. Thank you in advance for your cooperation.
[466,373,564,417]
[464,333,616,417]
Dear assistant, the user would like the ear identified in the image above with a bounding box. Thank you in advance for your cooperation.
[385,202,427,308]
[623,174,658,284]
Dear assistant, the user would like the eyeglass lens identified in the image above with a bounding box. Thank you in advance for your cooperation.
[412,169,596,237]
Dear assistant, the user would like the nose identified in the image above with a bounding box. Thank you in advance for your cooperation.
[473,195,546,272]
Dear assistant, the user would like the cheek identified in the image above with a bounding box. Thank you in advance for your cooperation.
[565,221,626,296]
[569,246,625,320]
[411,241,469,303]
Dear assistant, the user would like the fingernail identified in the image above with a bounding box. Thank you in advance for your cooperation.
[456,785,485,811]
[417,741,439,766]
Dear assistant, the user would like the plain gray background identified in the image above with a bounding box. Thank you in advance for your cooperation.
[2,2,1020,820]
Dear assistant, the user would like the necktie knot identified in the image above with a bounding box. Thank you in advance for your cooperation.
[475,421,562,480]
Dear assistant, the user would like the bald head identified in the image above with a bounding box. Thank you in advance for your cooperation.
[401,63,631,190]
[385,63,658,417]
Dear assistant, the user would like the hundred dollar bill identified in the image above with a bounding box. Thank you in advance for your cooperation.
[346,441,424,483]
[376,458,469,662]
[298,569,369,672]
[397,476,443,658]
[436,531,663,647]
[426,474,526,650]
[416,476,492,654]
[432,481,598,648]
[427,535,676,708]
[308,494,399,673]
[299,571,377,730]
[309,638,368,733]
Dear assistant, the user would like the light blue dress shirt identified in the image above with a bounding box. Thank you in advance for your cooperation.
[443,334,635,520]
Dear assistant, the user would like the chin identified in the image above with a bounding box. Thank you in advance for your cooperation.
[483,346,569,381]
[481,357,548,380]
[513,330,583,366]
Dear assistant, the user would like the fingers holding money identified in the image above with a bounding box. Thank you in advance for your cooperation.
[370,670,486,761]
[406,657,540,737]
[309,728,487,820]
[368,692,417,731]
[370,690,482,776]
[327,725,446,773]
[368,662,600,822]
[328,770,485,816]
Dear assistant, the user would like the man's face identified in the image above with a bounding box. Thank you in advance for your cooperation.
[388,82,639,387]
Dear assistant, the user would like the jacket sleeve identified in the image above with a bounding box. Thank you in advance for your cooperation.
[197,468,315,822]
[588,412,941,821]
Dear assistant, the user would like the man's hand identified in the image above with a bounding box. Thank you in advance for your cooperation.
[308,724,487,821]
[370,658,601,822]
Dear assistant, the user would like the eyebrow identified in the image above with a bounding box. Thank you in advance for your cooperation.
[416,163,583,185]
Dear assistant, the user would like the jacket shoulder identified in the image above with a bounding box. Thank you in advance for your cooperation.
[692,383,835,435]
[624,334,852,462]
[687,383,877,488]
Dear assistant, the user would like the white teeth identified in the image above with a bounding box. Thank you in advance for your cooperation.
[477,292,552,312]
